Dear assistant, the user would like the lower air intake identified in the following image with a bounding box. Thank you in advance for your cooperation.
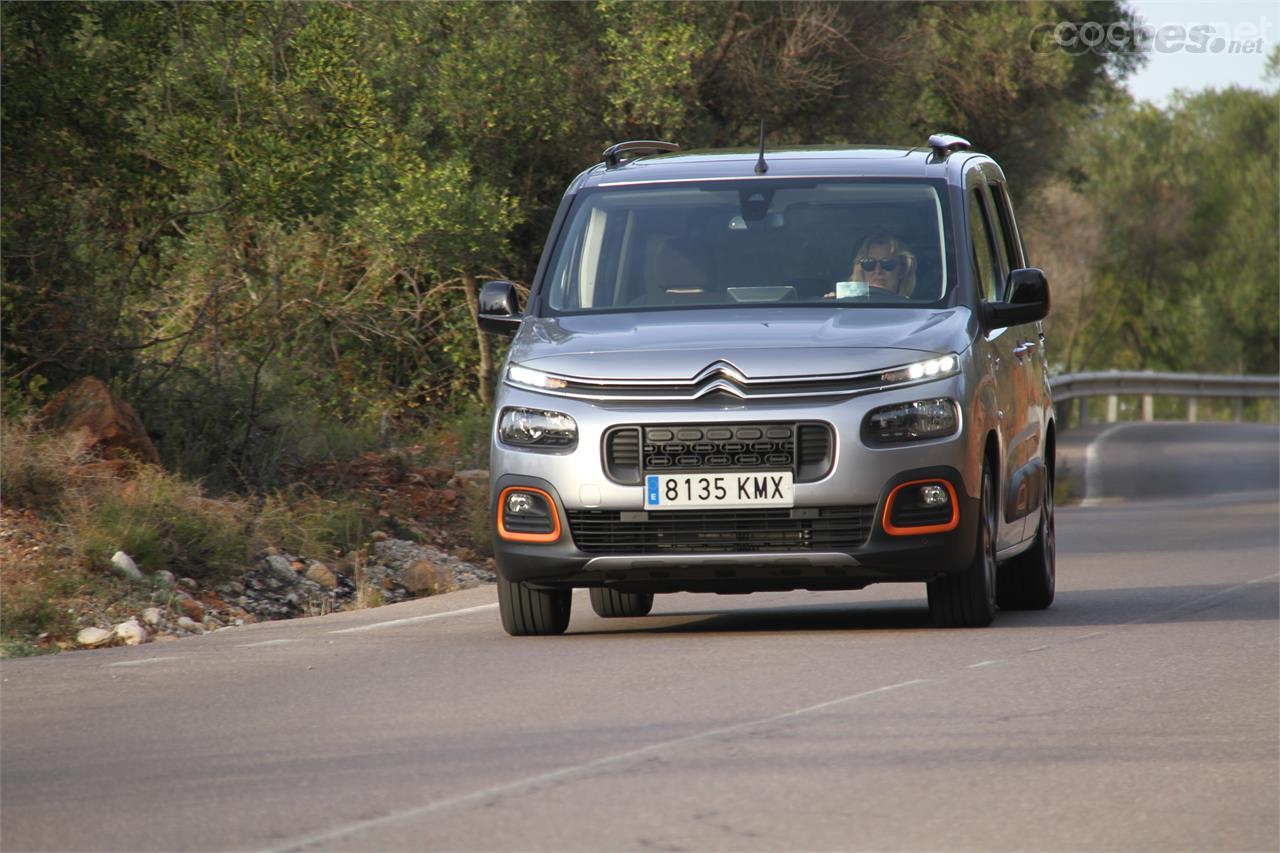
[566,506,875,555]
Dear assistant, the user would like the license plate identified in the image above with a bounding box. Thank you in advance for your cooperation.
[644,472,794,510]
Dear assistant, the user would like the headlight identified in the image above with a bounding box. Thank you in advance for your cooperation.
[499,407,578,449]
[880,354,959,385]
[862,398,959,444]
[507,364,569,391]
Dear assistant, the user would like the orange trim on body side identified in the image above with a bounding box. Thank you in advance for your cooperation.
[496,486,562,543]
[882,479,960,536]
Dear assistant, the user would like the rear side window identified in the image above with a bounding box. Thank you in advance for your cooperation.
[988,183,1023,271]
[968,189,1001,302]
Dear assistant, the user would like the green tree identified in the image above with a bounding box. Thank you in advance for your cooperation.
[1036,86,1279,374]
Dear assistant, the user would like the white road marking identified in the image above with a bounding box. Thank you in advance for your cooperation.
[238,639,300,648]
[327,603,498,635]
[1081,422,1143,506]
[967,660,1001,668]
[106,657,182,668]
[267,678,935,852]
[1026,645,1048,652]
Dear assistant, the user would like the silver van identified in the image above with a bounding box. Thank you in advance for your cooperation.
[479,135,1055,635]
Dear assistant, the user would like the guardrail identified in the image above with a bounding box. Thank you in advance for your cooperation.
[1049,371,1280,426]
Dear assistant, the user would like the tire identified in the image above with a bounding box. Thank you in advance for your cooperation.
[497,576,572,636]
[589,588,654,618]
[928,465,997,628]
[997,465,1056,610]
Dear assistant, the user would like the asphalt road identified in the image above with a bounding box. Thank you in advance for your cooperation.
[3,421,1277,852]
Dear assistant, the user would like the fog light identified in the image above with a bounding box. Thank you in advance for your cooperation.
[497,487,560,542]
[507,492,535,515]
[920,484,949,506]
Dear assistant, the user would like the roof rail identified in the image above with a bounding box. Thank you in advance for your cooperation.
[602,140,680,169]
[927,133,971,159]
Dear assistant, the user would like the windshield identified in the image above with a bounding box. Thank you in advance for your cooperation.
[541,179,951,314]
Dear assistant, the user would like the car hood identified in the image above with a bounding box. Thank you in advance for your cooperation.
[509,307,975,380]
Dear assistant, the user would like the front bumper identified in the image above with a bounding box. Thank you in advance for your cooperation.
[492,465,978,594]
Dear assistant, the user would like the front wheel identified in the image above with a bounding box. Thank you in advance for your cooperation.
[927,465,997,628]
[498,576,571,636]
[589,588,654,618]
[997,466,1056,610]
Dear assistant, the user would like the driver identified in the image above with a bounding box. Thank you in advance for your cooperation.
[825,233,917,299]
[851,233,916,296]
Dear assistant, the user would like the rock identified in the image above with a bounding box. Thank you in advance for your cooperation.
[36,376,161,465]
[113,619,148,646]
[289,560,306,572]
[178,597,205,621]
[370,531,389,542]
[265,555,299,585]
[404,558,452,595]
[178,577,198,590]
[140,607,163,628]
[76,627,113,648]
[176,616,204,634]
[110,550,143,581]
[154,570,176,587]
[305,562,338,589]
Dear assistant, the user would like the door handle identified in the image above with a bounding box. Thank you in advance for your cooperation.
[1012,341,1037,357]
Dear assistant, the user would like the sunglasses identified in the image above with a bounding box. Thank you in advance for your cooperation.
[858,257,900,273]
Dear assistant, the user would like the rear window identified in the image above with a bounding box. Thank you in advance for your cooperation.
[541,180,951,314]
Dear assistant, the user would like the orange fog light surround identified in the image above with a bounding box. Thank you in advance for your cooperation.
[496,486,562,543]
[882,479,960,536]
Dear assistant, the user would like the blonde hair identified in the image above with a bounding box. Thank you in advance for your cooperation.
[850,234,916,297]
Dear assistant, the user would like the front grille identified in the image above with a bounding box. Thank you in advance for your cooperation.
[567,506,875,554]
[604,428,641,484]
[603,422,834,485]
[644,423,794,471]
[797,423,833,480]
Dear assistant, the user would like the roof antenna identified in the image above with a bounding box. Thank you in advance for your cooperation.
[754,120,768,175]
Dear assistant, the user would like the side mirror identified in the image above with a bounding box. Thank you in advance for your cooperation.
[983,268,1049,328]
[478,280,522,336]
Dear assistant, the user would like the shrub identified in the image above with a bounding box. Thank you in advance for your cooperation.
[417,401,493,470]
[62,467,249,581]
[0,585,68,642]
[253,490,371,559]
[0,419,87,510]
